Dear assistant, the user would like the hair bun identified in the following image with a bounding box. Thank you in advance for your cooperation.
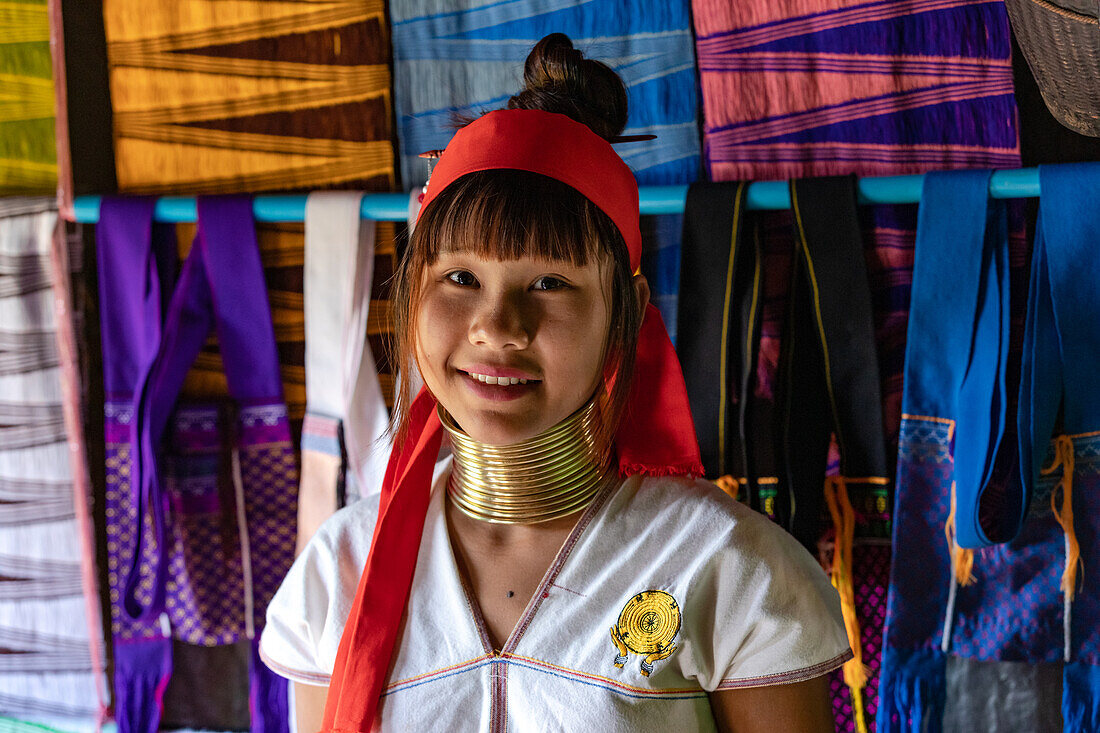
[507,33,628,141]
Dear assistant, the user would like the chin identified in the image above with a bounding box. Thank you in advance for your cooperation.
[451,411,545,446]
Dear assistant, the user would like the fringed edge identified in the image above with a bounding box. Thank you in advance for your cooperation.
[113,636,173,732]
[1062,662,1100,733]
[250,637,290,733]
[877,647,947,733]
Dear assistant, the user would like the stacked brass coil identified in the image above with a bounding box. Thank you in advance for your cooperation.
[439,399,614,524]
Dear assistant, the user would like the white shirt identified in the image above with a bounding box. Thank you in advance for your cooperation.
[260,460,851,731]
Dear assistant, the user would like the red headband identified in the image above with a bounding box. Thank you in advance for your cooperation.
[420,109,644,271]
[322,108,702,732]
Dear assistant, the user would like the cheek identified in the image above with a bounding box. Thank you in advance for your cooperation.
[414,314,444,374]
[550,301,611,385]
[414,289,466,374]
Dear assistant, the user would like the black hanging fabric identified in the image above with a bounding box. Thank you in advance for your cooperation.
[676,182,763,503]
[778,176,889,551]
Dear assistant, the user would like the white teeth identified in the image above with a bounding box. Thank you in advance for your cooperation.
[468,372,530,386]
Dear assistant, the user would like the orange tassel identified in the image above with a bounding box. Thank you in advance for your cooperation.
[944,482,976,586]
[714,474,740,501]
[824,476,868,733]
[1043,435,1081,602]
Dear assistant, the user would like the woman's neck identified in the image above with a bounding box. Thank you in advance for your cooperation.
[445,497,583,549]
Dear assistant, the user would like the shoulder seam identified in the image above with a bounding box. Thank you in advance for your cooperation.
[258,643,332,686]
[713,649,853,690]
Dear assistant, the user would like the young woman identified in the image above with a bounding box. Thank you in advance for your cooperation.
[260,34,850,733]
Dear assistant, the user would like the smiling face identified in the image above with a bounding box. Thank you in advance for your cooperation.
[391,170,646,455]
[415,252,612,445]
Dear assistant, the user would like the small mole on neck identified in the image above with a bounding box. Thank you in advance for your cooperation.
[506,590,515,598]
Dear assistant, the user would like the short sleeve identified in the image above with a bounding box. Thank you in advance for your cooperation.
[259,496,379,686]
[684,500,853,691]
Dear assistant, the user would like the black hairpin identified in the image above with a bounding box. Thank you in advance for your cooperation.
[609,134,657,143]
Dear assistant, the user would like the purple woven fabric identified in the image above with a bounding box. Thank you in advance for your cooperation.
[134,197,295,733]
[98,198,176,733]
[238,402,298,624]
[1067,446,1100,729]
[164,404,245,645]
[99,196,294,733]
[879,417,955,732]
[948,469,1063,662]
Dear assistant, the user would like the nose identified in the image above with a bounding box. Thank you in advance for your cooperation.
[468,290,531,350]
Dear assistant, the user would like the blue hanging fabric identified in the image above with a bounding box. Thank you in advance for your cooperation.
[1021,163,1100,731]
[878,170,1011,732]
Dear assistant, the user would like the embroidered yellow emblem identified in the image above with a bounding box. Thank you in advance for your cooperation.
[610,590,682,676]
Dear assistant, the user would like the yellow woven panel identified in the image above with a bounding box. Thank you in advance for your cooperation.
[103,0,395,194]
[0,0,57,194]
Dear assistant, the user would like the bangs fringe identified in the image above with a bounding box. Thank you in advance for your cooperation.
[418,171,608,266]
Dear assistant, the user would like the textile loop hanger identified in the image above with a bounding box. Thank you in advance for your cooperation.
[124,197,289,620]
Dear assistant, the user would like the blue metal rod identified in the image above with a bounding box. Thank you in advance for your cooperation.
[70,168,1044,223]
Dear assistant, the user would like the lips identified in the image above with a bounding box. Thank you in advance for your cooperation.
[457,368,540,401]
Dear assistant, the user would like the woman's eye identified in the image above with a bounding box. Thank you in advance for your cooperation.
[446,270,478,287]
[532,276,567,291]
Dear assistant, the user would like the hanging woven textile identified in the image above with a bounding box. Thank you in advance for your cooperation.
[0,1,56,194]
[677,177,888,732]
[880,169,1028,733]
[1017,163,1100,730]
[0,199,106,725]
[297,192,390,549]
[677,181,761,489]
[102,0,395,195]
[97,197,298,733]
[389,4,698,188]
[97,197,180,733]
[779,178,888,733]
[688,3,1023,728]
[779,175,887,551]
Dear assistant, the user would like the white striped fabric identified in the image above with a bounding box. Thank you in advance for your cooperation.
[0,200,105,726]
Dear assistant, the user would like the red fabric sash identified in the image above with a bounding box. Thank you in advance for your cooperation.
[321,109,701,732]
